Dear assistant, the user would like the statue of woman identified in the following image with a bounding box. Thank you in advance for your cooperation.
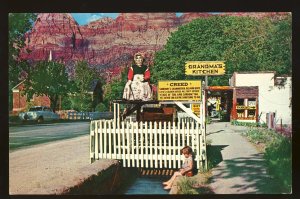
[122,52,152,101]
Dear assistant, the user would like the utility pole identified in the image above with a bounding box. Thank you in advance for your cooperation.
[59,95,61,111]
[205,75,209,119]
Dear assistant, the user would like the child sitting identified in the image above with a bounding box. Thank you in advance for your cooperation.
[162,146,194,190]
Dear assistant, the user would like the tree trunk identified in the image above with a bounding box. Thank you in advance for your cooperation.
[50,95,58,112]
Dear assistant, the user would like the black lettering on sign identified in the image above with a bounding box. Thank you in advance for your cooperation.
[192,69,219,74]
[170,83,188,86]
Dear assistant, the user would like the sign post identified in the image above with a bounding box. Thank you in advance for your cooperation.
[185,61,226,121]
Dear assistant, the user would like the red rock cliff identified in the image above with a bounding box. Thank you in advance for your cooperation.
[19,12,289,80]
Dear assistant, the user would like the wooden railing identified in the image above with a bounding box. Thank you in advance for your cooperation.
[90,119,207,170]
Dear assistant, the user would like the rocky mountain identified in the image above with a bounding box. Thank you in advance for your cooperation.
[19,12,288,81]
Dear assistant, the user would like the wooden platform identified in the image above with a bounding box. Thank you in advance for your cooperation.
[113,99,160,121]
[112,99,160,105]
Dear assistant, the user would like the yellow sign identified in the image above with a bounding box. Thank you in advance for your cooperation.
[185,61,226,76]
[158,80,201,101]
[192,104,201,116]
[236,106,256,110]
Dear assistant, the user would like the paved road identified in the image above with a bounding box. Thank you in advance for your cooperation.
[206,122,284,194]
[9,122,90,151]
[9,135,118,194]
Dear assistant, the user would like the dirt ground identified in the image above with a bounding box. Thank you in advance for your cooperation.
[9,135,118,194]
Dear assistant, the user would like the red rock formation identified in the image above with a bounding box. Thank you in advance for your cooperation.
[19,12,289,81]
[21,13,85,62]
[178,12,212,24]
[20,13,182,80]
[116,13,178,30]
[221,12,289,19]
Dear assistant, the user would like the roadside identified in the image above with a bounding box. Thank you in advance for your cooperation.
[9,118,89,126]
[9,121,287,194]
[206,122,283,194]
[9,135,118,194]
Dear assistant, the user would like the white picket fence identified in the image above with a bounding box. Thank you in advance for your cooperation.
[90,119,207,170]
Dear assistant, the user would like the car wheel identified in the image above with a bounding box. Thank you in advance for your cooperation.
[37,117,44,123]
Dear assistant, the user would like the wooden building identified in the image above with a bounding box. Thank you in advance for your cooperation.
[11,80,50,114]
[230,71,291,125]
[231,86,259,122]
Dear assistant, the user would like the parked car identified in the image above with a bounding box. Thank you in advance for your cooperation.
[19,106,59,123]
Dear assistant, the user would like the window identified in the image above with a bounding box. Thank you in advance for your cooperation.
[248,98,256,107]
[237,110,245,118]
[248,110,256,118]
[29,107,42,111]
[237,98,244,106]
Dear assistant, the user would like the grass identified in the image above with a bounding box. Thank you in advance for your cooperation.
[176,177,199,194]
[264,137,292,192]
[243,127,292,193]
[231,120,261,127]
[176,173,214,194]
[244,127,279,144]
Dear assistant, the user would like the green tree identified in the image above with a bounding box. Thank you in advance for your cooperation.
[69,95,93,112]
[74,61,98,92]
[103,68,127,108]
[259,14,292,75]
[23,61,72,112]
[8,13,37,110]
[152,15,292,86]
[71,61,98,111]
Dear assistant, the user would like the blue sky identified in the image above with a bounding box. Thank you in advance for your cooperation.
[71,13,183,25]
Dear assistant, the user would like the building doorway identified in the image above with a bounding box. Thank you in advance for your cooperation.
[206,86,233,122]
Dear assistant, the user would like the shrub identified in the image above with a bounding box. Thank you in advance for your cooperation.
[9,115,20,123]
[95,103,108,112]
[231,120,258,127]
[244,127,282,145]
[264,137,292,192]
[61,96,73,110]
[243,127,292,193]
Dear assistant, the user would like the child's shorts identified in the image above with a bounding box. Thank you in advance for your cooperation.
[184,171,193,177]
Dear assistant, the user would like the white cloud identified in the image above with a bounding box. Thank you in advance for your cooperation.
[71,13,118,25]
[87,14,102,23]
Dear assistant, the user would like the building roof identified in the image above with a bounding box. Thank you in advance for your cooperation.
[12,80,26,91]
[233,71,276,75]
[207,86,233,91]
[232,71,291,78]
[89,79,101,92]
